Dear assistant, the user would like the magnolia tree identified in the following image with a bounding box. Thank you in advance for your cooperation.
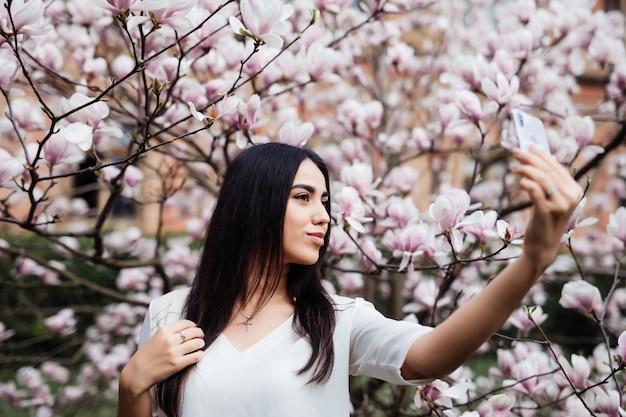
[0,0,625,415]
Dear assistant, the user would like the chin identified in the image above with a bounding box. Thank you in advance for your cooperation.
[288,256,320,266]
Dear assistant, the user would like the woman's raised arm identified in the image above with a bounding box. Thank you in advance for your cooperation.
[401,146,583,380]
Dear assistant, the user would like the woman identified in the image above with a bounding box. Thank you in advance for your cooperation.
[117,142,582,417]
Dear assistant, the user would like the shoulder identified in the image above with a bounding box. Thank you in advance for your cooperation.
[329,294,375,317]
[148,287,190,329]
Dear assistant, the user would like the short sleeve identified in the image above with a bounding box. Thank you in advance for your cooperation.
[139,288,189,344]
[135,288,190,417]
[138,309,152,348]
[347,298,433,385]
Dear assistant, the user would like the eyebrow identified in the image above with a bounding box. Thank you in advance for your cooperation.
[291,184,329,197]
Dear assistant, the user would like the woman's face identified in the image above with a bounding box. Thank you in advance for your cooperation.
[283,158,330,265]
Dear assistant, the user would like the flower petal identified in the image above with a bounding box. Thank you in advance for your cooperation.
[63,123,93,151]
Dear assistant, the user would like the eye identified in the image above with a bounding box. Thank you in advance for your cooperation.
[295,193,310,202]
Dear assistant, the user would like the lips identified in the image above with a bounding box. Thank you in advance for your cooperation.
[307,232,325,246]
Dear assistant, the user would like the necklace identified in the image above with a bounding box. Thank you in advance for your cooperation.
[236,307,255,332]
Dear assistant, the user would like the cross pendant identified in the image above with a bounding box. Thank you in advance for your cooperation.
[242,316,252,332]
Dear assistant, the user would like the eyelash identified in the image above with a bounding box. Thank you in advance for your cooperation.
[295,193,310,202]
[295,193,330,207]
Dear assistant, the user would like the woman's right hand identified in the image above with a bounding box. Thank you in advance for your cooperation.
[120,319,205,397]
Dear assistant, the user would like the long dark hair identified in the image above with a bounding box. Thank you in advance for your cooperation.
[155,143,336,417]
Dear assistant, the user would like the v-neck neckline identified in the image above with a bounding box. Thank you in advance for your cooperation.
[219,313,295,354]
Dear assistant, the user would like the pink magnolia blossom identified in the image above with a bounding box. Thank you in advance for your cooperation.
[437,103,460,131]
[116,268,149,291]
[589,35,624,68]
[383,166,419,195]
[42,133,84,171]
[429,189,483,231]
[41,362,70,385]
[562,115,595,148]
[464,210,499,245]
[100,165,121,184]
[387,223,433,271]
[0,321,15,343]
[409,127,433,152]
[336,267,363,295]
[0,51,19,89]
[16,367,43,391]
[594,389,623,417]
[312,0,353,14]
[59,386,85,406]
[188,95,238,122]
[340,162,378,197]
[2,0,51,37]
[337,99,383,135]
[66,0,114,26]
[103,227,143,253]
[378,196,420,229]
[59,93,110,125]
[228,0,294,49]
[559,280,603,317]
[456,90,482,123]
[278,120,314,147]
[111,55,135,80]
[146,0,195,33]
[404,278,453,314]
[333,186,373,234]
[305,42,342,82]
[618,330,626,364]
[503,28,534,60]
[606,206,626,243]
[59,93,113,151]
[0,149,24,189]
[359,237,382,271]
[61,123,93,151]
[162,243,199,282]
[505,360,538,395]
[327,226,357,257]
[0,380,25,405]
[83,57,108,77]
[123,165,144,188]
[95,0,169,13]
[146,56,191,84]
[487,393,515,417]
[555,354,590,389]
[507,305,547,334]
[9,98,46,129]
[274,50,309,84]
[44,308,77,337]
[414,379,470,409]
[564,197,598,240]
[481,73,519,105]
[233,94,268,132]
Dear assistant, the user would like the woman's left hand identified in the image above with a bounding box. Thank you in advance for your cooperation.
[511,146,584,271]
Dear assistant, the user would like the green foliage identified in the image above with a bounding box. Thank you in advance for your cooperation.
[0,233,117,360]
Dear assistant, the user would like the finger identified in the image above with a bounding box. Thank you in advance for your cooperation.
[181,337,206,355]
[165,319,199,332]
[512,149,583,203]
[176,326,205,345]
[513,148,558,177]
[518,177,555,209]
[178,349,205,368]
[512,164,562,202]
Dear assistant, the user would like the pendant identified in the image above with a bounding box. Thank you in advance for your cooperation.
[241,315,252,332]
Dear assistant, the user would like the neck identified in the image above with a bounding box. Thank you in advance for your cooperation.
[241,268,289,311]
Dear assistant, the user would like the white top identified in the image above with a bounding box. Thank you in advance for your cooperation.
[139,288,433,417]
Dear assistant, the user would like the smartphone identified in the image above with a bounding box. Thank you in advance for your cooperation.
[511,109,551,154]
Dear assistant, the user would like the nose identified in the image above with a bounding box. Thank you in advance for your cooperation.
[313,202,330,226]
